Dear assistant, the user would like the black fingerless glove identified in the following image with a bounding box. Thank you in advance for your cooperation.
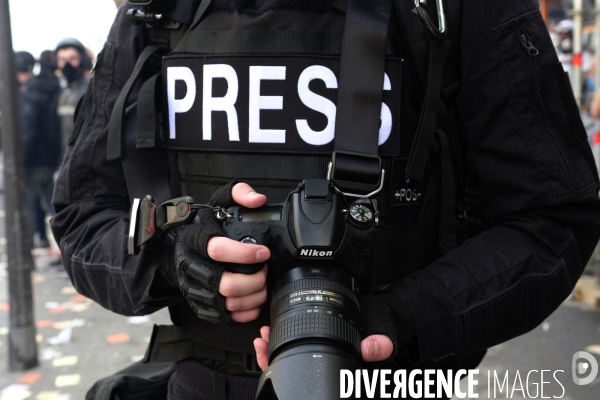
[359,290,416,360]
[162,181,261,326]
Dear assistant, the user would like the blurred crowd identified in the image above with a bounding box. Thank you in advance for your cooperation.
[547,17,600,126]
[4,38,93,256]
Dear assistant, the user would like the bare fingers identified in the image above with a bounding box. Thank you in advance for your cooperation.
[231,182,267,208]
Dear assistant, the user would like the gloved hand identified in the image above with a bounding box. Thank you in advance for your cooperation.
[163,181,270,326]
[358,290,416,362]
[253,289,416,370]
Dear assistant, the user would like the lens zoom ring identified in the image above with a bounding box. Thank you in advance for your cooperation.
[269,313,361,355]
[272,278,358,306]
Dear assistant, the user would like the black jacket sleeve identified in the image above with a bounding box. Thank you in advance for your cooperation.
[51,6,181,316]
[388,0,600,364]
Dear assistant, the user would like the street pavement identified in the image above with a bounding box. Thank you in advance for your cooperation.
[0,252,171,400]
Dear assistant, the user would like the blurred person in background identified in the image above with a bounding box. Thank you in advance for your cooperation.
[15,51,35,85]
[56,38,92,157]
[555,19,574,81]
[18,50,62,250]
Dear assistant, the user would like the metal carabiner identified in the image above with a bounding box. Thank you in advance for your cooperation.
[414,0,447,40]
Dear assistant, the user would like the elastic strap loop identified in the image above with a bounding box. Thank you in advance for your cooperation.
[136,73,162,149]
[107,45,162,161]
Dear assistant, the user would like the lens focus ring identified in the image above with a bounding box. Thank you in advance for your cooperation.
[268,311,361,357]
[272,278,359,307]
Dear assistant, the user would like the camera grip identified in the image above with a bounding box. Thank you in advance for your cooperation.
[227,262,265,275]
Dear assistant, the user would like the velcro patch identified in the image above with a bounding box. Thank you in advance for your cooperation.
[163,55,402,156]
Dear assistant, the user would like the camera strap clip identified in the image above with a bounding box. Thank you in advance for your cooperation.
[327,151,385,198]
[128,195,235,255]
[128,195,199,255]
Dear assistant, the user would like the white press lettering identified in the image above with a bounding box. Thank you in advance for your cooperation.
[379,73,392,146]
[249,66,286,143]
[167,67,197,139]
[203,64,240,141]
[296,65,338,145]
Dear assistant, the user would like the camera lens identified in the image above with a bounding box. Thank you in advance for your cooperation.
[267,265,361,362]
[256,265,362,400]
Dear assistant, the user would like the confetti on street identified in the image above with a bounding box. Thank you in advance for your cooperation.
[52,319,85,330]
[35,392,62,400]
[40,348,63,361]
[0,384,31,400]
[16,373,43,385]
[60,287,77,295]
[67,304,90,313]
[48,306,68,314]
[70,295,87,303]
[131,355,144,363]
[32,274,47,284]
[36,320,53,329]
[127,316,150,325]
[52,356,78,368]
[54,375,80,388]
[105,333,130,344]
[48,328,72,346]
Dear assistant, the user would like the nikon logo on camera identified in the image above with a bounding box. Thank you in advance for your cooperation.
[300,249,334,258]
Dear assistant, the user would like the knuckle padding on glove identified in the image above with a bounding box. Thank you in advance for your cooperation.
[172,207,241,327]
[165,179,247,327]
[178,271,218,304]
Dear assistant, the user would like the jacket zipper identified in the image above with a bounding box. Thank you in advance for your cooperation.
[520,28,573,176]
[521,32,539,57]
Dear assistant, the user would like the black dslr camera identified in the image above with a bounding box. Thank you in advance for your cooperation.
[128,179,378,400]
[222,179,377,400]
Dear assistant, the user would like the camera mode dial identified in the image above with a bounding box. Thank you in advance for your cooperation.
[349,204,373,226]
[240,236,258,244]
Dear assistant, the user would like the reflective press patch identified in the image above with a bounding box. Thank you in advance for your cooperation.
[163,55,402,156]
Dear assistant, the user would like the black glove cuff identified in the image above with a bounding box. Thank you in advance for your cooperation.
[162,227,180,286]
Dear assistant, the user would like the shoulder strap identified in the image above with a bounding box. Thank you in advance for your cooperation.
[395,0,464,253]
[330,0,393,197]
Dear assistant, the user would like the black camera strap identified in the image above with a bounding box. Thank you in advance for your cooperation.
[330,0,392,197]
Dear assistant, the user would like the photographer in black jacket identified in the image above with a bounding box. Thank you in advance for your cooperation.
[52,1,600,399]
